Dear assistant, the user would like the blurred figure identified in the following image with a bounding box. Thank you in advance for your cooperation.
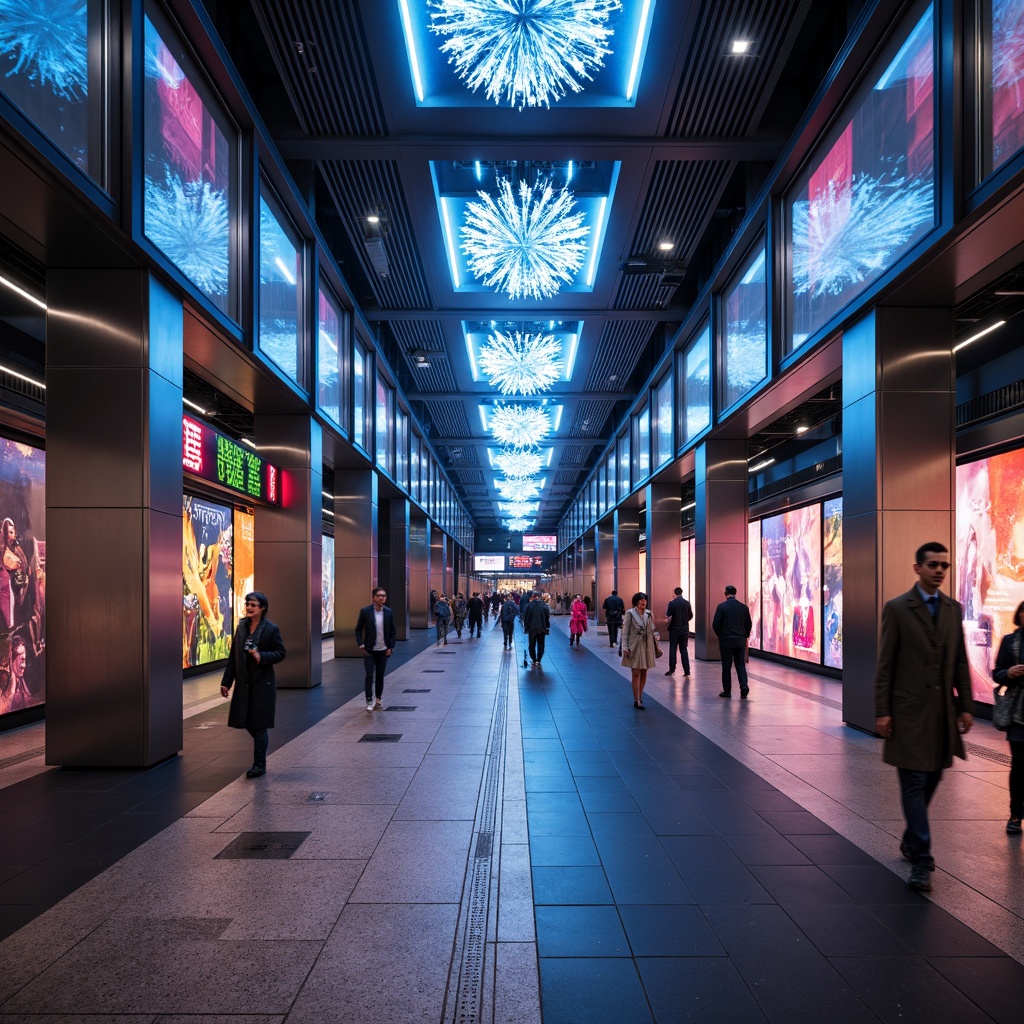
[569,594,588,648]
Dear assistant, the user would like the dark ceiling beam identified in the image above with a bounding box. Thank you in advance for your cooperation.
[277,136,784,161]
[412,391,625,400]
[436,437,605,445]
[367,309,686,321]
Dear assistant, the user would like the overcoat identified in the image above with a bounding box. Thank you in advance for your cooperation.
[874,588,974,771]
[221,617,286,731]
[570,600,589,634]
[620,608,658,670]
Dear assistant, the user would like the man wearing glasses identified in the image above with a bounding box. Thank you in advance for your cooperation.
[875,542,975,892]
[356,587,398,713]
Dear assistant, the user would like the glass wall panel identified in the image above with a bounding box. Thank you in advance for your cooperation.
[598,465,606,515]
[259,188,303,384]
[410,433,421,500]
[982,0,1024,176]
[352,340,367,450]
[317,287,342,427]
[683,325,711,443]
[823,497,843,669]
[655,374,673,466]
[633,406,650,481]
[143,11,234,316]
[605,454,615,509]
[788,4,935,350]
[0,0,101,177]
[618,433,630,497]
[375,376,392,473]
[722,243,767,411]
[397,409,409,491]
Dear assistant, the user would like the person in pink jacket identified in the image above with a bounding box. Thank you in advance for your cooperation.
[569,595,589,648]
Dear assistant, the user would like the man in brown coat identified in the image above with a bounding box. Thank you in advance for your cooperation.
[875,541,975,891]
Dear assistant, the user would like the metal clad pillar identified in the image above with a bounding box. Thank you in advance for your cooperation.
[596,516,615,620]
[333,469,377,658]
[647,482,682,619]
[386,497,411,639]
[615,508,640,600]
[46,271,183,767]
[409,516,430,628]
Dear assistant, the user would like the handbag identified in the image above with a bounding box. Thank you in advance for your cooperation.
[993,684,1024,731]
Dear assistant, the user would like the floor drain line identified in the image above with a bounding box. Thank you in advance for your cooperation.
[444,652,508,1024]
[0,745,45,770]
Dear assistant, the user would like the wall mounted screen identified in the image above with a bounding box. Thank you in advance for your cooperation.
[318,288,343,427]
[823,497,844,669]
[143,11,235,316]
[474,554,505,571]
[683,326,711,443]
[523,534,557,552]
[232,508,254,630]
[0,0,101,178]
[182,415,280,505]
[956,448,1024,707]
[655,374,673,467]
[259,189,302,384]
[322,534,335,634]
[760,504,822,664]
[183,495,232,668]
[983,0,1024,177]
[748,519,762,650]
[787,4,935,350]
[722,244,767,410]
[0,439,46,716]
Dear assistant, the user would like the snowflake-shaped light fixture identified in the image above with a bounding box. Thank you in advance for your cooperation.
[489,404,551,447]
[499,502,538,518]
[0,0,89,99]
[462,176,589,300]
[479,331,562,395]
[505,517,534,533]
[494,449,543,480]
[496,478,541,502]
[429,0,622,110]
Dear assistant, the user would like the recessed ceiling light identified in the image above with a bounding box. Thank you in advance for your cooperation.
[730,39,752,55]
[795,425,808,434]
[366,215,380,224]
[658,241,674,251]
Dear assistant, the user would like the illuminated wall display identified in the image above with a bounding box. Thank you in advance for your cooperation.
[985,0,1024,175]
[322,534,335,634]
[508,554,545,569]
[823,498,843,669]
[182,495,232,668]
[523,534,557,552]
[474,554,506,571]
[182,416,281,505]
[232,508,255,625]
[748,519,762,650]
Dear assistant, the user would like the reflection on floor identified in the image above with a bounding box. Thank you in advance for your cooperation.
[0,620,1021,1022]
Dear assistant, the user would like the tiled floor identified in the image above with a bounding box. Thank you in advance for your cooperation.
[0,618,1022,1022]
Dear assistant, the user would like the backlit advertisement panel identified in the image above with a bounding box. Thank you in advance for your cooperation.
[823,498,843,669]
[183,495,232,668]
[748,519,761,649]
[523,534,557,552]
[233,508,254,625]
[322,534,335,634]
[474,554,505,572]
[0,439,45,716]
[760,504,821,664]
[956,450,1024,706]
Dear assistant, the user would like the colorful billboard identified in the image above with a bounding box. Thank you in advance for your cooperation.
[0,439,45,716]
[322,534,335,634]
[823,498,843,669]
[233,508,255,625]
[748,519,762,649]
[183,495,233,668]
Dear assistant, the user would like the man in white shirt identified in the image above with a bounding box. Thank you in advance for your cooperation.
[355,587,398,712]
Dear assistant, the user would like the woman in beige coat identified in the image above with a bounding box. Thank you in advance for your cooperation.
[621,592,659,709]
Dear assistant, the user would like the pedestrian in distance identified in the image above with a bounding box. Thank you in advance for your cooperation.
[220,591,286,779]
[712,585,752,698]
[603,589,625,648]
[355,587,397,713]
[569,594,589,648]
[523,591,551,666]
[621,592,659,709]
[452,592,467,638]
[875,541,974,891]
[466,592,484,637]
[500,594,519,649]
[434,593,451,646]
[665,587,693,676]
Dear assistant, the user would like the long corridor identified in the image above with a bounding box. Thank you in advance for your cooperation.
[0,616,1022,1022]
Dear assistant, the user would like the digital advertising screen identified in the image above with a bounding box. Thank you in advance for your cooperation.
[322,534,335,634]
[760,504,822,664]
[232,508,254,625]
[474,554,505,572]
[0,439,46,716]
[956,449,1024,706]
[508,554,545,570]
[747,519,762,650]
[522,534,557,552]
[823,498,844,669]
[182,416,280,505]
[183,494,233,668]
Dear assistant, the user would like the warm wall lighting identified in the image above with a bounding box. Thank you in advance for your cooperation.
[748,458,774,473]
[183,397,208,416]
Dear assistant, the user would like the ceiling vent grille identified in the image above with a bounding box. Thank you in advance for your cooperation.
[584,321,656,392]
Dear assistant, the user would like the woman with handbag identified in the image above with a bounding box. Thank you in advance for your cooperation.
[620,592,661,709]
[992,599,1024,834]
[569,594,589,648]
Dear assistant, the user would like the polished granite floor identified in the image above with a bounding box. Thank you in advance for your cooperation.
[0,617,1021,1022]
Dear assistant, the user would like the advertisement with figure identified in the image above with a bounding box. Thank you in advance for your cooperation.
[322,534,335,634]
[748,519,762,649]
[761,504,821,664]
[183,495,232,668]
[956,451,1024,706]
[823,498,844,669]
[232,508,254,625]
[0,439,45,716]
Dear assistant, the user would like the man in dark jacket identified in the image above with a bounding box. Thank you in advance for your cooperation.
[522,592,551,665]
[603,590,625,648]
[466,592,485,637]
[665,587,693,676]
[355,587,398,712]
[711,585,752,699]
[500,594,519,649]
[875,542,974,892]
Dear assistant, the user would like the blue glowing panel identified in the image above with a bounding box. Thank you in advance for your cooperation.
[398,0,656,108]
[143,14,234,315]
[988,0,1024,174]
[463,321,582,384]
[0,0,94,173]
[683,325,711,443]
[788,5,935,350]
[723,245,767,411]
[317,289,342,427]
[258,193,302,384]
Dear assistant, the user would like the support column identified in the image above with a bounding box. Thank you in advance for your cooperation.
[383,498,410,640]
[695,439,748,661]
[582,529,597,609]
[46,271,183,767]
[596,516,614,620]
[647,483,682,620]
[615,508,640,599]
[256,416,322,688]
[409,516,430,628]
[429,524,445,600]
[333,469,377,658]
[843,306,955,732]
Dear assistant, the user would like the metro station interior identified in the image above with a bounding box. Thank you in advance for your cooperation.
[2,0,1024,1020]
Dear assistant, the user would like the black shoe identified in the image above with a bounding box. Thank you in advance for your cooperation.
[740,688,749,699]
[664,670,673,676]
[908,865,932,891]
[719,691,731,699]
[1007,818,1023,834]
[634,700,641,709]
[899,840,913,862]
[246,765,266,779]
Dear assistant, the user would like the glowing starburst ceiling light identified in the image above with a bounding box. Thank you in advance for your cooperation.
[479,331,562,395]
[461,177,589,299]
[505,518,534,533]
[499,502,538,517]
[494,449,543,479]
[429,0,622,109]
[496,479,541,502]
[489,404,551,446]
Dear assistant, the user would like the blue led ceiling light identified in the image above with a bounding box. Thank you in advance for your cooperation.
[489,404,551,446]
[505,517,534,533]
[499,502,539,517]
[0,0,89,99]
[462,176,589,300]
[429,0,622,109]
[496,478,542,501]
[478,330,562,395]
[494,448,544,479]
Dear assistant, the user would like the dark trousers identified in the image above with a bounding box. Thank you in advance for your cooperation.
[529,630,546,663]
[468,614,482,637]
[502,621,515,645]
[607,621,621,647]
[669,630,690,674]
[897,766,943,867]
[1010,741,1024,819]
[720,642,747,692]
[363,651,388,702]
[247,727,269,769]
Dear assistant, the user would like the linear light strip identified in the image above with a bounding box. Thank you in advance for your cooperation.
[0,273,47,310]
[626,0,654,101]
[0,361,45,390]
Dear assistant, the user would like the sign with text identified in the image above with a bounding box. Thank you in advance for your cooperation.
[473,554,506,571]
[182,416,281,505]
[522,534,557,552]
